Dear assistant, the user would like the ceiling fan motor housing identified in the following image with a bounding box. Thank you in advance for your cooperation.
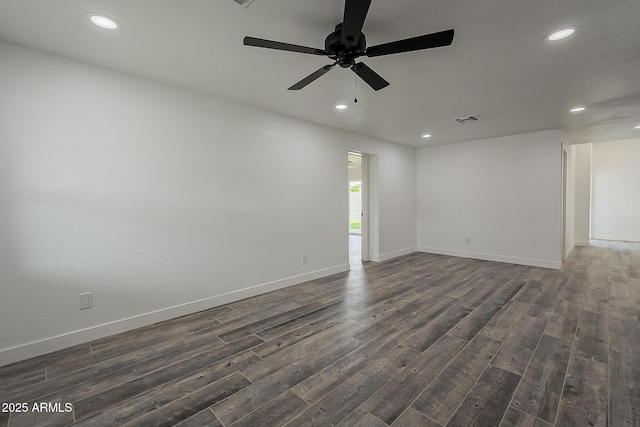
[326,24,366,68]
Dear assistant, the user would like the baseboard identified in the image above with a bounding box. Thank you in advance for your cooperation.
[417,246,562,269]
[0,264,350,367]
[565,241,576,259]
[575,240,590,247]
[378,246,417,262]
[590,234,640,243]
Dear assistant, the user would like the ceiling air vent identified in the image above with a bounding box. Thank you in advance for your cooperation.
[231,0,256,8]
[455,115,479,124]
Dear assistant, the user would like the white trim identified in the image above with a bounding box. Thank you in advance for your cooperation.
[417,246,561,269]
[575,240,591,246]
[562,147,568,261]
[565,241,576,259]
[362,154,380,262]
[378,247,417,262]
[0,264,350,367]
[590,235,640,243]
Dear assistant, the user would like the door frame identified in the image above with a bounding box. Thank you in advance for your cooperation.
[360,153,379,262]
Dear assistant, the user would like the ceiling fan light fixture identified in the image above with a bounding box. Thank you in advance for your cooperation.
[335,104,348,110]
[88,13,121,30]
[547,27,576,41]
[570,106,586,113]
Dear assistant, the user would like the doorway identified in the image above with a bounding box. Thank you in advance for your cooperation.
[348,152,379,264]
[348,153,362,264]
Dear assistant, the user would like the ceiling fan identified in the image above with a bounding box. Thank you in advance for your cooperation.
[243,0,454,91]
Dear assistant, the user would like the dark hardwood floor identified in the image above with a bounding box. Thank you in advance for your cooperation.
[1,240,638,426]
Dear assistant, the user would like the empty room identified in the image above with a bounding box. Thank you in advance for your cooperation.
[1,0,639,426]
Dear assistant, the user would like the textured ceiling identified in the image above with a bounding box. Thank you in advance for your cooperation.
[1,0,639,147]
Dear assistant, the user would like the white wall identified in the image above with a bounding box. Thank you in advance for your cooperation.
[417,130,563,269]
[574,143,592,245]
[591,139,640,242]
[563,142,576,258]
[362,142,417,261]
[0,40,417,365]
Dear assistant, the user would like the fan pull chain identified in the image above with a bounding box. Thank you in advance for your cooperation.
[354,72,358,103]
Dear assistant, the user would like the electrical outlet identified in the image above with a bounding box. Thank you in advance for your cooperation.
[301,254,308,264]
[465,238,471,245]
[79,292,93,310]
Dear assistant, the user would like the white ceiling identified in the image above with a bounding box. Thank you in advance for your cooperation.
[1,0,639,148]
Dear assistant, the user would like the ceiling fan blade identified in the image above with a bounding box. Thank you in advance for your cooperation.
[288,63,337,90]
[366,29,454,57]
[341,0,371,48]
[351,62,389,91]
[244,36,327,55]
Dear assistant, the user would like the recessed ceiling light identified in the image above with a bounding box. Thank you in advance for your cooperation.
[88,13,121,30]
[570,106,586,113]
[335,104,348,110]
[547,27,576,41]
[634,125,640,129]
[422,134,432,138]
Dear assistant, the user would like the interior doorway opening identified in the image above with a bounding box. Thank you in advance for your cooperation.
[348,152,363,265]
[348,151,379,264]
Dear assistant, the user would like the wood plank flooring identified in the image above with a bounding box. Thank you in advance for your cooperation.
[1,240,638,426]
